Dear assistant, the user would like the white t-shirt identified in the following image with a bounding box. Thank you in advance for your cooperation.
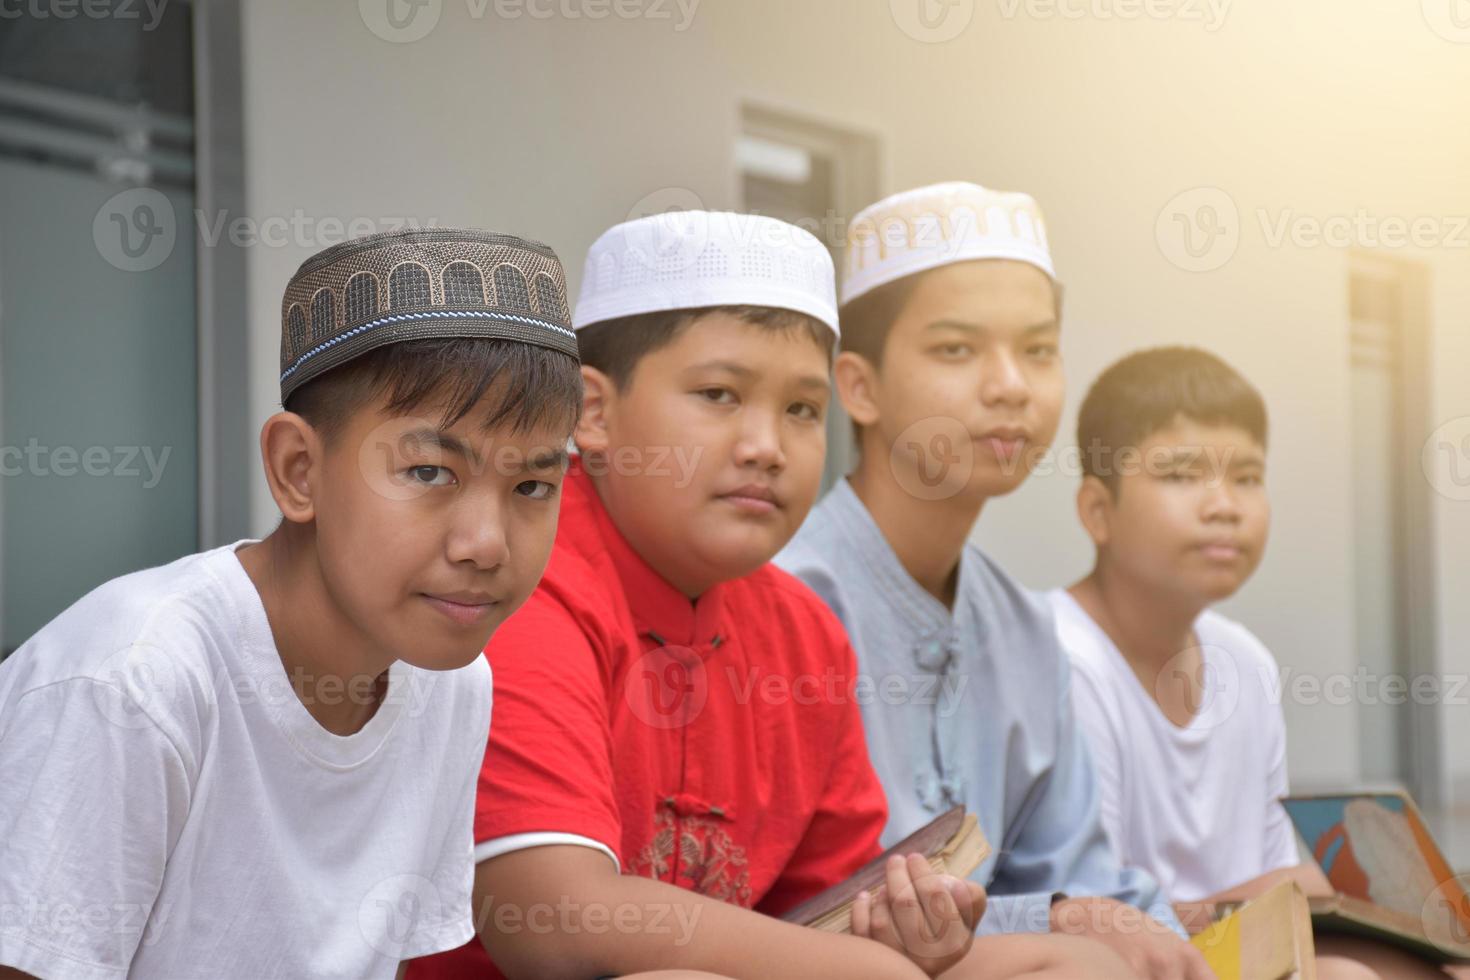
[1047,589,1300,903]
[0,542,492,980]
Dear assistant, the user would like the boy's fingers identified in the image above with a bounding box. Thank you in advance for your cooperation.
[885,854,926,945]
[951,878,987,931]
[852,888,872,938]
[869,885,902,950]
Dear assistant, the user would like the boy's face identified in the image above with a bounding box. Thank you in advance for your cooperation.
[853,259,1063,501]
[580,313,831,596]
[312,392,571,670]
[1095,418,1269,603]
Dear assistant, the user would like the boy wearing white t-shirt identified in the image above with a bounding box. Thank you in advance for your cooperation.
[1048,347,1409,980]
[1046,348,1295,904]
[0,230,586,980]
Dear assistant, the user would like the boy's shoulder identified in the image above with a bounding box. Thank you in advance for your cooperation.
[1194,607,1279,674]
[1045,588,1113,673]
[0,544,261,763]
[2,544,250,693]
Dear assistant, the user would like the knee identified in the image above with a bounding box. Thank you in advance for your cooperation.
[1316,956,1383,980]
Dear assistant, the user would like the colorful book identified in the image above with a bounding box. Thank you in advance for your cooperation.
[1190,881,1317,980]
[781,806,991,934]
[1282,791,1470,963]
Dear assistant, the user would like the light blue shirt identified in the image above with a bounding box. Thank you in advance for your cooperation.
[776,479,1181,936]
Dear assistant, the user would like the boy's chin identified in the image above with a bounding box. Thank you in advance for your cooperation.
[396,643,489,672]
[692,529,788,583]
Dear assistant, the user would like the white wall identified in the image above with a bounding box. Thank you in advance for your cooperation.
[238,0,1470,793]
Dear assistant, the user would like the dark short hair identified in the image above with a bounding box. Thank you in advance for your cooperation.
[1076,346,1268,494]
[576,305,834,391]
[284,337,583,444]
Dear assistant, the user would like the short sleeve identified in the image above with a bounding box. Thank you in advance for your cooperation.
[756,638,888,916]
[472,589,622,863]
[0,678,192,980]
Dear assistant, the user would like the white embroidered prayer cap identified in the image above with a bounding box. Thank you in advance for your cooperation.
[572,210,839,337]
[841,182,1055,306]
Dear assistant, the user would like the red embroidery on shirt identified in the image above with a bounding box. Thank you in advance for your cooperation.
[632,808,753,907]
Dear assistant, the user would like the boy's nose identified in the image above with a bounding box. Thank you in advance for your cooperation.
[733,411,787,471]
[978,350,1031,408]
[446,502,511,570]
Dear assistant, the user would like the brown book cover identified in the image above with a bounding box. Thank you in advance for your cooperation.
[781,806,991,934]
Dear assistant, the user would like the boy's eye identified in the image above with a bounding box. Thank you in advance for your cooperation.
[789,401,822,422]
[1161,470,1195,483]
[1028,343,1059,359]
[696,387,736,405]
[1237,473,1264,487]
[933,343,973,359]
[515,480,557,500]
[407,465,455,487]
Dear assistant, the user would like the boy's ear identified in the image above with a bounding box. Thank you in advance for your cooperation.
[259,412,320,524]
[1075,475,1113,548]
[833,351,881,428]
[575,365,616,457]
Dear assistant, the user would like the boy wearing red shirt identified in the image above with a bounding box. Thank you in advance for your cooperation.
[411,212,1124,980]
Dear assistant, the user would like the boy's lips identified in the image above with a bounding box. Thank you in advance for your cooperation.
[421,590,500,626]
[718,483,781,515]
[978,427,1030,462]
[1195,539,1244,562]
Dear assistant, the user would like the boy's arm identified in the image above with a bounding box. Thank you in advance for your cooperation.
[0,674,190,979]
[475,844,927,980]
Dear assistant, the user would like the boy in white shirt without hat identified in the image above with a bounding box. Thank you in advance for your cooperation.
[1050,345,1413,979]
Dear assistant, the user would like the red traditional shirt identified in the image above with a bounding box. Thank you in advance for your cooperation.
[410,461,888,978]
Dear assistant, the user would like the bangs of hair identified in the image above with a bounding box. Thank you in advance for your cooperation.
[577,304,834,391]
[284,337,583,442]
[1076,346,1268,493]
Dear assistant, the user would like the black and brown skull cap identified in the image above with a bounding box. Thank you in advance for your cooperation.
[278,227,579,403]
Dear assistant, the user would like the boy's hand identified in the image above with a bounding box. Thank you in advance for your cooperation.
[851,853,987,977]
[1051,896,1216,980]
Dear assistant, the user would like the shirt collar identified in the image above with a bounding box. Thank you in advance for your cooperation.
[567,459,728,648]
[823,477,962,636]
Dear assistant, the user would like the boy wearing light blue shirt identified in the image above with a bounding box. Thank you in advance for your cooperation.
[777,182,1208,980]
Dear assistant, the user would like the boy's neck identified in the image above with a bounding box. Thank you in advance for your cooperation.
[236,530,394,736]
[1069,561,1209,726]
[848,456,985,609]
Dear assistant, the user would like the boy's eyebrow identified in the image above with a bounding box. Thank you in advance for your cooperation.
[525,447,570,471]
[923,318,1060,336]
[401,429,482,467]
[686,360,830,391]
[399,431,570,473]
